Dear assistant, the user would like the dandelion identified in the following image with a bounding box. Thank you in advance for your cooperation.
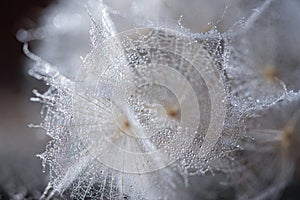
[228,92,300,199]
[20,0,300,199]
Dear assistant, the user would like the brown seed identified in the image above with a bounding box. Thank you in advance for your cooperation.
[167,108,179,118]
[263,64,279,81]
[122,120,130,129]
[281,125,294,149]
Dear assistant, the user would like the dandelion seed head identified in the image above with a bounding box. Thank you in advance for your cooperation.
[21,0,300,199]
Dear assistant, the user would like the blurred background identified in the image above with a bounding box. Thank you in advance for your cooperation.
[0,1,51,199]
[0,0,299,199]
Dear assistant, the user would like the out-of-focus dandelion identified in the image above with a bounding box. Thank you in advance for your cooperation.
[227,92,300,200]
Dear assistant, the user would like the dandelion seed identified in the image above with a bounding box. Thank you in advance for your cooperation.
[231,91,300,199]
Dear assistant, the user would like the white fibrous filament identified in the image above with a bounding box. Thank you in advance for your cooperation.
[21,0,300,199]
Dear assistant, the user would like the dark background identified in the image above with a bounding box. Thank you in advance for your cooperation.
[0,0,299,199]
[0,0,52,91]
[0,1,52,199]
